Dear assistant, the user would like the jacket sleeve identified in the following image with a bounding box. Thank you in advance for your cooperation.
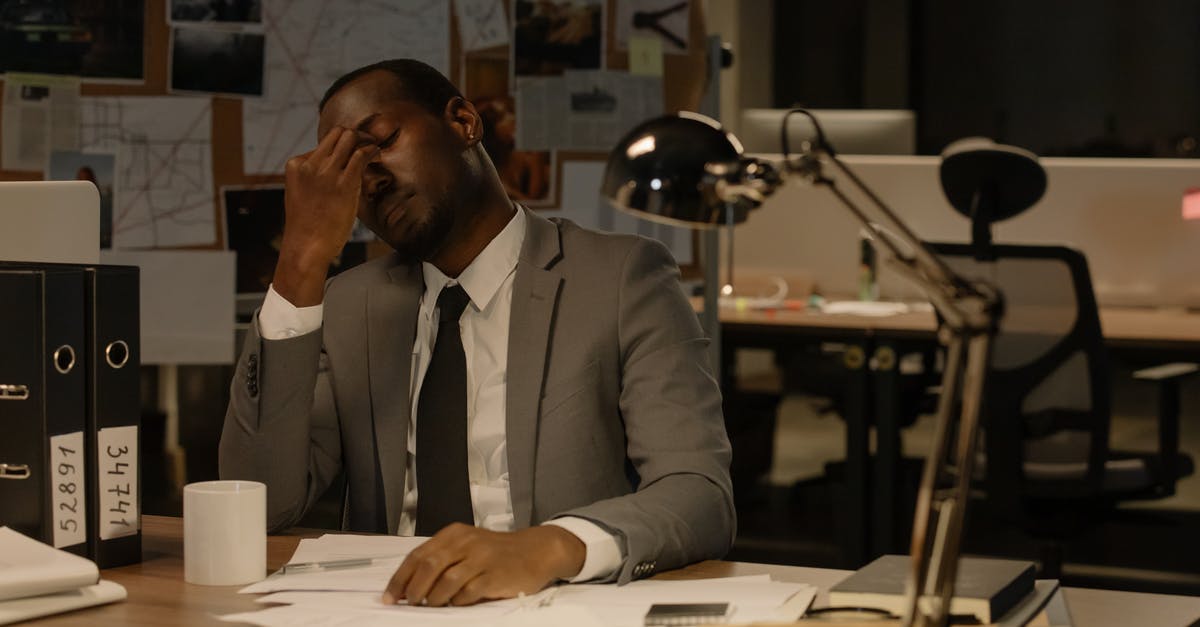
[218,313,343,532]
[556,237,736,583]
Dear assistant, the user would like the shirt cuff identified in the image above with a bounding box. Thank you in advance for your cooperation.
[543,517,622,583]
[258,284,323,340]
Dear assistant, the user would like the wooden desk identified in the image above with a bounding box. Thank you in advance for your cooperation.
[718,303,1200,349]
[32,516,1200,626]
[716,303,1200,564]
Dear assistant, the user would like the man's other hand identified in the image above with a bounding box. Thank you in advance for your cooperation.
[381,524,586,607]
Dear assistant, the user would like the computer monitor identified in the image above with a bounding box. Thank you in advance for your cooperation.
[0,181,99,264]
[738,109,917,155]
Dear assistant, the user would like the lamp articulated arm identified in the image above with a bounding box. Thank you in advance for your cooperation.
[602,110,1008,626]
[707,141,1003,627]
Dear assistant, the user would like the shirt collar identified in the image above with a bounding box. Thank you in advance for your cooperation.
[421,206,526,313]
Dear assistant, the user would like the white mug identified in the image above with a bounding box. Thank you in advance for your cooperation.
[183,480,267,586]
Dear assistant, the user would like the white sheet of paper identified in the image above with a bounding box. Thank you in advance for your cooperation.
[99,250,236,365]
[288,534,430,563]
[236,574,813,627]
[221,603,599,627]
[551,577,816,626]
[515,70,662,152]
[235,533,813,627]
[455,0,509,52]
[0,580,125,624]
[80,97,215,248]
[243,0,450,175]
[239,533,429,594]
[0,527,99,602]
[240,559,404,595]
[0,73,80,172]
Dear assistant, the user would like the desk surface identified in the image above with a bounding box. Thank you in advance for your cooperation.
[30,516,1200,626]
[715,302,1200,349]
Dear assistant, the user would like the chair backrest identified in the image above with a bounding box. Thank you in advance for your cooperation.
[929,242,1112,507]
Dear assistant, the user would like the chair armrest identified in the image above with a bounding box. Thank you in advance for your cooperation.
[1131,363,1196,490]
[1132,362,1198,381]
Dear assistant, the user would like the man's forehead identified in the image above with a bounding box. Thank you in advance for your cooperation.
[318,71,412,134]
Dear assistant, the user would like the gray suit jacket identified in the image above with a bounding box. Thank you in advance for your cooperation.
[219,209,734,583]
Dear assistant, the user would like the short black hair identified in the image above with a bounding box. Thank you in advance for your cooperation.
[318,59,463,115]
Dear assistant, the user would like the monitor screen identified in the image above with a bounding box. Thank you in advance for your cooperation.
[738,109,916,155]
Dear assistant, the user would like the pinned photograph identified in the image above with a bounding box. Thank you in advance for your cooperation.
[170,27,265,96]
[47,150,116,248]
[569,84,617,114]
[475,95,554,206]
[512,0,603,77]
[0,0,144,81]
[615,0,690,54]
[170,0,262,25]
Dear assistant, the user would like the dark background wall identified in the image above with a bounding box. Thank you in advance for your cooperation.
[773,0,1200,158]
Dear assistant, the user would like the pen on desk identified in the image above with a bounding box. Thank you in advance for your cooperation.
[280,557,385,574]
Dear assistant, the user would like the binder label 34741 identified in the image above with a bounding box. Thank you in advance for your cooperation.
[97,426,138,540]
[49,431,86,549]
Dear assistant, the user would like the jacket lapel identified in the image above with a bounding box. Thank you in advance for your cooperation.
[367,261,423,534]
[506,209,563,527]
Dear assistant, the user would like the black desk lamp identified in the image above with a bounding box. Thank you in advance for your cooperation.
[601,112,1006,627]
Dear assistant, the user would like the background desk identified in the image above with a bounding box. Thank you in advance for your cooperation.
[717,304,1200,565]
[32,516,1200,626]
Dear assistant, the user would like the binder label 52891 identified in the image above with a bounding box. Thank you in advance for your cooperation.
[49,431,86,549]
[97,426,138,540]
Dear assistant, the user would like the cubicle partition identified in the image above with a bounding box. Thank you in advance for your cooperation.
[733,155,1200,309]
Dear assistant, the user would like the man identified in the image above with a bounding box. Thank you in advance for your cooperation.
[219,59,733,607]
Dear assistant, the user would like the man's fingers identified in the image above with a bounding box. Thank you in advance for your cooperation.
[381,557,418,605]
[449,573,490,606]
[341,145,379,185]
[402,547,465,606]
[322,128,360,174]
[310,126,345,161]
[424,561,484,607]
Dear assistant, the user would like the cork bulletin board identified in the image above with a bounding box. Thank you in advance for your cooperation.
[0,0,709,265]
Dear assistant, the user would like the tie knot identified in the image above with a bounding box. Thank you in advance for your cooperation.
[436,284,471,322]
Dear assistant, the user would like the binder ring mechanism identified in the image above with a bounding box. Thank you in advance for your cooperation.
[53,345,76,374]
[0,384,29,400]
[0,464,31,480]
[105,340,130,369]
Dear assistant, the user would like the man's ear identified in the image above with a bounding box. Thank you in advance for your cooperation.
[444,96,482,146]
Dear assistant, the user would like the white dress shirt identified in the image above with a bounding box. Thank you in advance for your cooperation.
[257,208,620,582]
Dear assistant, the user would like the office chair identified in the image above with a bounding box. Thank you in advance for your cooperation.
[929,139,1196,578]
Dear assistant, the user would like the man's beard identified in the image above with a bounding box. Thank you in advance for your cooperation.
[389,197,456,265]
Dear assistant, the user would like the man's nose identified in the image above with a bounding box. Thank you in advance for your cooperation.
[362,163,391,198]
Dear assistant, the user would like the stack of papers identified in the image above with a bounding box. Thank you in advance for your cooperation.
[0,527,126,625]
[222,534,817,627]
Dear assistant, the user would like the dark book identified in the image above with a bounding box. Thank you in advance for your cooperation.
[828,554,1036,623]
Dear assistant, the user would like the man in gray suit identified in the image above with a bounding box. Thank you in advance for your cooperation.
[219,59,733,607]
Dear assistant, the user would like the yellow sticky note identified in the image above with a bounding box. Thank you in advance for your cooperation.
[629,36,664,76]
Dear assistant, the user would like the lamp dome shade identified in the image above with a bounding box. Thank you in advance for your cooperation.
[940,137,1046,224]
[601,112,748,228]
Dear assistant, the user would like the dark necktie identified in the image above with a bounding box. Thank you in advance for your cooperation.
[415,284,474,535]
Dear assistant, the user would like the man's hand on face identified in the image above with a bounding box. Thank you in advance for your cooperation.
[273,127,379,307]
[382,524,586,607]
